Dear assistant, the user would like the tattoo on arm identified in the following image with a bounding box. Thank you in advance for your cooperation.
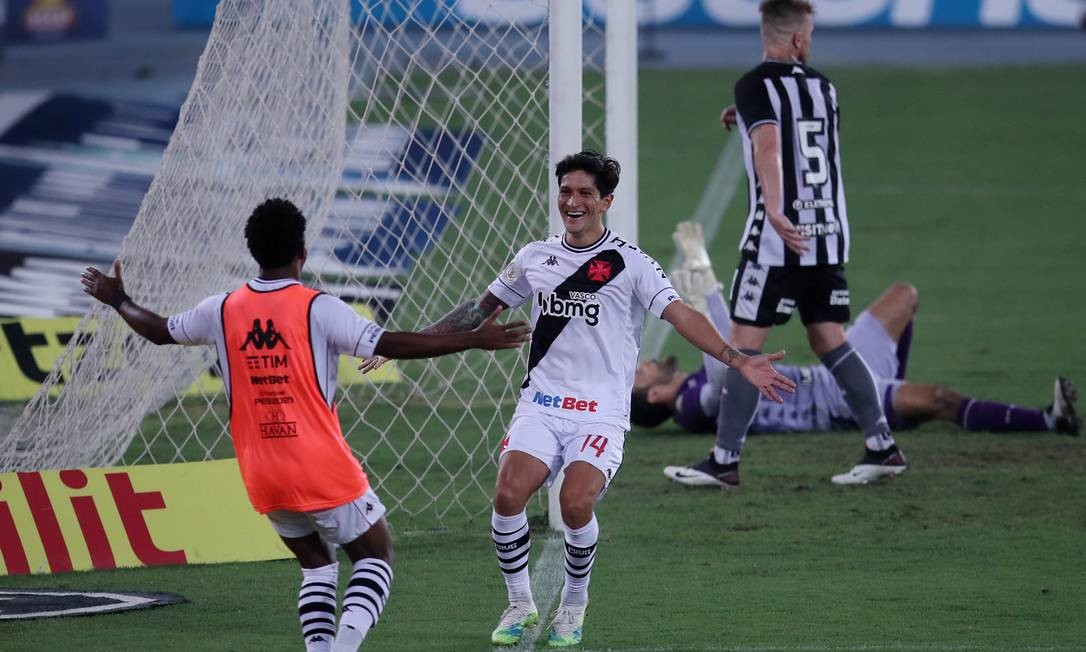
[720,344,740,366]
[423,293,507,334]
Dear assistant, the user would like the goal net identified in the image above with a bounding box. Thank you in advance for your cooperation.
[1,0,617,526]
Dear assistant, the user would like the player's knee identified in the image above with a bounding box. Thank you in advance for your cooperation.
[558,495,596,529]
[890,281,919,314]
[492,484,529,515]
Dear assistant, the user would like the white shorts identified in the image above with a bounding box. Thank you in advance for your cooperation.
[265,489,386,545]
[846,310,904,408]
[500,412,625,495]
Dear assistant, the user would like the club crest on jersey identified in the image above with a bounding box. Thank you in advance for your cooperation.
[587,260,612,282]
[537,291,601,326]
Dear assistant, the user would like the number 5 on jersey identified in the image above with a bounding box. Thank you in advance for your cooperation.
[797,118,828,187]
[580,435,609,458]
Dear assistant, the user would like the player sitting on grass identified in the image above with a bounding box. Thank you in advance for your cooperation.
[631,224,1079,488]
[81,198,530,652]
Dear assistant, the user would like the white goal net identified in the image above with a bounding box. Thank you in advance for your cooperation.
[1,0,618,526]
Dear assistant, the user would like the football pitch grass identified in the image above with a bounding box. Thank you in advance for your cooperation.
[4,65,1086,650]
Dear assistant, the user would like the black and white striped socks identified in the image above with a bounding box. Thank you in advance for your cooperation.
[492,510,533,604]
[561,515,598,606]
[333,558,393,652]
[298,562,338,652]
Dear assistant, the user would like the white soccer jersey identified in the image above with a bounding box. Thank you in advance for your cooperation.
[166,277,385,406]
[488,229,679,430]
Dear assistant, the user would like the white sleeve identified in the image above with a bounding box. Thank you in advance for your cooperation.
[166,293,228,346]
[486,245,532,309]
[310,294,386,359]
[632,251,680,318]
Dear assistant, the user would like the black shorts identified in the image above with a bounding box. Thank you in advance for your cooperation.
[728,259,851,327]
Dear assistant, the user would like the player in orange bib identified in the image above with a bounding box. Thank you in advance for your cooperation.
[81,198,530,652]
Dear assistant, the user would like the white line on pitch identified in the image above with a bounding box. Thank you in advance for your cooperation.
[514,535,564,650]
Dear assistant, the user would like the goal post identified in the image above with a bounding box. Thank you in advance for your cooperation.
[1,0,638,529]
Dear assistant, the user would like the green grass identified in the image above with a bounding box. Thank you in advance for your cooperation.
[5,66,1086,650]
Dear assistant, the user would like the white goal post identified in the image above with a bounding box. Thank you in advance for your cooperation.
[1,0,638,529]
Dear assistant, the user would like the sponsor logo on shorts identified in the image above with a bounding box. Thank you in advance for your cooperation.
[829,289,850,306]
[537,291,601,326]
[532,391,598,413]
[776,298,796,314]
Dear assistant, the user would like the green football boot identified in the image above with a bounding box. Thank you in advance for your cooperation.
[491,602,539,646]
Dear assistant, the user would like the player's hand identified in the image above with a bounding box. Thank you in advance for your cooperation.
[472,308,531,350]
[80,258,124,305]
[766,210,810,255]
[735,350,796,403]
[720,105,737,131]
[358,355,390,374]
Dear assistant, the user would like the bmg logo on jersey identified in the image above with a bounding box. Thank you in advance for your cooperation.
[537,290,601,326]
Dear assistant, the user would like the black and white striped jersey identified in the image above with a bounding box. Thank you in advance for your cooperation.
[487,229,679,430]
[734,60,849,267]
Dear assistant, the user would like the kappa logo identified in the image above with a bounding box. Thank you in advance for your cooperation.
[587,260,612,282]
[240,319,290,351]
[542,255,559,266]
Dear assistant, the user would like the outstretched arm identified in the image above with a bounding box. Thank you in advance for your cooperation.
[419,291,510,334]
[358,291,511,372]
[81,261,176,345]
[661,301,795,403]
[373,307,529,359]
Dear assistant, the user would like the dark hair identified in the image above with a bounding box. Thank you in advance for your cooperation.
[244,198,306,268]
[555,150,620,197]
[629,387,674,428]
[760,0,814,24]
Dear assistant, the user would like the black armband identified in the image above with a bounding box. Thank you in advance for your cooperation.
[107,287,131,310]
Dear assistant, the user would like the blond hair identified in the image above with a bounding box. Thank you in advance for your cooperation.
[760,0,814,44]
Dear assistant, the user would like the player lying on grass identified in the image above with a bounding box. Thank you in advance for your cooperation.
[81,198,530,652]
[631,224,1079,489]
[362,151,795,647]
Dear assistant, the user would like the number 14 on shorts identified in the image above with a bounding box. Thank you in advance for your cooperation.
[580,435,609,458]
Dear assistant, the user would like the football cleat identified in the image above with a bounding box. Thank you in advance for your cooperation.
[664,453,739,488]
[831,445,907,485]
[1046,376,1080,436]
[491,601,539,646]
[545,602,587,648]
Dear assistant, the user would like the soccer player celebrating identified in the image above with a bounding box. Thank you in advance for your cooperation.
[667,0,903,487]
[363,151,794,647]
[80,198,530,652]
[631,224,1081,448]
